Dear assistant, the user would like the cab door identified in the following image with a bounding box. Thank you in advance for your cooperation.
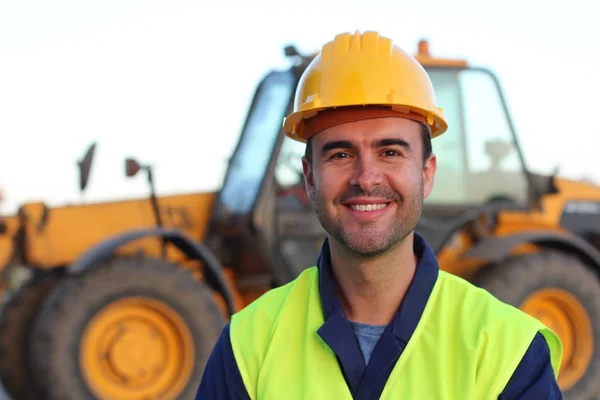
[273,130,326,282]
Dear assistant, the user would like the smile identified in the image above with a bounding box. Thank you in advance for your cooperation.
[347,203,390,212]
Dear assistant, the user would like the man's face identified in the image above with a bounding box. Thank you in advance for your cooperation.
[302,117,437,257]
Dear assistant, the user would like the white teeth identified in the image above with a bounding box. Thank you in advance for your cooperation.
[349,204,388,212]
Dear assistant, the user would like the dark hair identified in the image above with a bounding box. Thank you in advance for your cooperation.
[304,123,433,166]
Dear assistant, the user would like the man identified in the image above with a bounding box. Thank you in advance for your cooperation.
[196,31,563,399]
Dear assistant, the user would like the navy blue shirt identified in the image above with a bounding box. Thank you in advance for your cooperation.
[196,233,562,399]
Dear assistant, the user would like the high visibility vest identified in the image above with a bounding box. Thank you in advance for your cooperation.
[229,266,562,399]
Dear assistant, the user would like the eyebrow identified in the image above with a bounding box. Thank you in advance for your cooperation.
[320,138,412,154]
[321,140,353,154]
[376,138,411,151]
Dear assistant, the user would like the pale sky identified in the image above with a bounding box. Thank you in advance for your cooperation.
[1,0,598,214]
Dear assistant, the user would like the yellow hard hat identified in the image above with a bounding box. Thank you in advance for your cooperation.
[282,30,448,142]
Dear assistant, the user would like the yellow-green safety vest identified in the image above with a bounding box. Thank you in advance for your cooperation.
[229,266,562,399]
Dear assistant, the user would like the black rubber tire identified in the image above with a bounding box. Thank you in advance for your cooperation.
[474,250,600,400]
[29,256,227,400]
[0,270,63,400]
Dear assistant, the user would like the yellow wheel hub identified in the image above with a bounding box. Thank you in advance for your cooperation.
[521,288,593,391]
[80,297,195,400]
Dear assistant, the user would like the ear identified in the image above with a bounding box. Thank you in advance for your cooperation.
[422,153,437,199]
[302,156,316,202]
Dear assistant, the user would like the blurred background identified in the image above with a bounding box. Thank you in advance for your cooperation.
[2,0,598,213]
[1,0,599,399]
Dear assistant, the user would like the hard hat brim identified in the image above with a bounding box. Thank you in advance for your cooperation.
[283,104,447,143]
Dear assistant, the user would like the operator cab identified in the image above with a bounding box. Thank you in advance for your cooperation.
[424,66,529,210]
[215,69,297,218]
[209,41,532,286]
[208,62,307,285]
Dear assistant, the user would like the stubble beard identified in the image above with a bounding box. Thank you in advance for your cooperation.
[314,181,424,259]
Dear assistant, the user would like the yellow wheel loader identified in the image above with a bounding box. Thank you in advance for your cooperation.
[0,40,599,400]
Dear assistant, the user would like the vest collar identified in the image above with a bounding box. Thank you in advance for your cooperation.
[315,232,440,397]
[316,231,439,341]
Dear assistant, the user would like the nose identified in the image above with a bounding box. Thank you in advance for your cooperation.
[348,155,383,193]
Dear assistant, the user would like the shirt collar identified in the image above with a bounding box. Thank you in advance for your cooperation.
[316,231,439,343]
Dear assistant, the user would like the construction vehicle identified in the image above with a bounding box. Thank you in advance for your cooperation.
[0,38,599,400]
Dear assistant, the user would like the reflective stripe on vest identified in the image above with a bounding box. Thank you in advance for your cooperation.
[230,266,563,399]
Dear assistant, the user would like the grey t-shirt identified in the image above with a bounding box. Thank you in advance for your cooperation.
[349,320,387,365]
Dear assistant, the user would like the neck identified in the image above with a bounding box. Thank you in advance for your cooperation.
[328,234,417,326]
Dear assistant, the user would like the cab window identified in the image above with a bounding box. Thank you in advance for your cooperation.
[218,70,296,214]
[425,68,528,206]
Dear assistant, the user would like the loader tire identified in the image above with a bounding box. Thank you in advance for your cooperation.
[0,269,63,400]
[29,255,227,400]
[474,250,600,400]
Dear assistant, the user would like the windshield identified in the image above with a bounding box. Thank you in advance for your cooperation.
[218,70,296,214]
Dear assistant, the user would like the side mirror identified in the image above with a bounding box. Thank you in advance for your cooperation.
[123,157,162,230]
[125,158,142,178]
[78,142,97,192]
[284,45,300,57]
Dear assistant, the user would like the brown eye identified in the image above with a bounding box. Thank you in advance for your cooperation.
[331,153,349,159]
